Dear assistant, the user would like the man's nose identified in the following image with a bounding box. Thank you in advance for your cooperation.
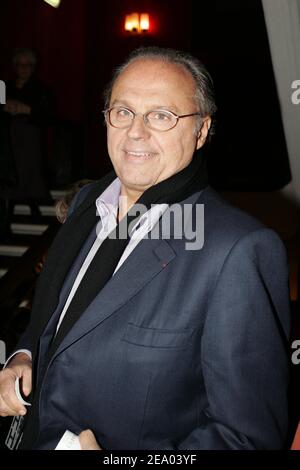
[126,114,151,140]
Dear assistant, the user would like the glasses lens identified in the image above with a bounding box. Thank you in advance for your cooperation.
[146,110,177,131]
[109,107,133,128]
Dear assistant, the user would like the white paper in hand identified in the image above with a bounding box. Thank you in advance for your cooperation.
[55,430,81,450]
[14,377,31,406]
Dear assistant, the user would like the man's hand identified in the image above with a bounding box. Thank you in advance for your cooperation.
[79,430,102,450]
[14,101,31,115]
[3,99,31,115]
[0,352,32,417]
[3,100,19,115]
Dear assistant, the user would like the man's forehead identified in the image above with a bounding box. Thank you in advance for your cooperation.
[110,58,196,107]
[115,58,194,84]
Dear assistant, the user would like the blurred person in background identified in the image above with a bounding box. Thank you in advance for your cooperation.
[0,48,53,238]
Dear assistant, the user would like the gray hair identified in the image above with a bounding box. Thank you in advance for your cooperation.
[12,48,37,68]
[103,46,217,137]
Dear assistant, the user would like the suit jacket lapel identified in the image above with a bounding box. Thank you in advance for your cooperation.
[50,236,176,361]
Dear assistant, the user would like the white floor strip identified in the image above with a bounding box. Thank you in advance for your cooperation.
[0,245,28,257]
[50,189,69,200]
[40,205,56,216]
[14,204,56,216]
[11,223,49,235]
[0,269,7,278]
[13,205,30,215]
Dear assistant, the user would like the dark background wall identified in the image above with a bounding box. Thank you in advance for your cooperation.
[0,0,291,190]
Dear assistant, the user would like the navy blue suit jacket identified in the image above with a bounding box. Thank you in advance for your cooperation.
[17,178,290,449]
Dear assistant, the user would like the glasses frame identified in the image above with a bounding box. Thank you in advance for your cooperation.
[103,106,202,132]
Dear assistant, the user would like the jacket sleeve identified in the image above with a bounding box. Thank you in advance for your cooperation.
[159,228,291,450]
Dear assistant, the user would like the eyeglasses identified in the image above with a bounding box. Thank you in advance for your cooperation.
[103,106,202,132]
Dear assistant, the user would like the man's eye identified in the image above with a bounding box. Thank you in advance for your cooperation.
[150,111,171,121]
[117,108,132,118]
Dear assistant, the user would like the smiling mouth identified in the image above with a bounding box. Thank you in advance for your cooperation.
[124,150,156,159]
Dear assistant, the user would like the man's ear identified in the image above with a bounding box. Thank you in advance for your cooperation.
[196,117,212,150]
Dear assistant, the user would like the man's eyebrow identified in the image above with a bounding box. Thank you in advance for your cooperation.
[110,99,132,108]
[110,99,180,113]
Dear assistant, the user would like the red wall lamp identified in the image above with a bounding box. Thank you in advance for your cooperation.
[124,13,150,33]
[43,0,61,7]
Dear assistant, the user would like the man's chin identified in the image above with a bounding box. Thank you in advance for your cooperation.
[119,174,155,195]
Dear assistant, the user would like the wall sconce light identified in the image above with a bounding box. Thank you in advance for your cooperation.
[125,13,150,33]
[43,0,61,8]
[140,13,150,31]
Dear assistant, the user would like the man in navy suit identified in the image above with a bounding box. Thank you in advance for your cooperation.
[0,47,290,450]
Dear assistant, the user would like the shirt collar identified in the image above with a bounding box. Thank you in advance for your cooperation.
[95,176,168,236]
[95,177,121,220]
